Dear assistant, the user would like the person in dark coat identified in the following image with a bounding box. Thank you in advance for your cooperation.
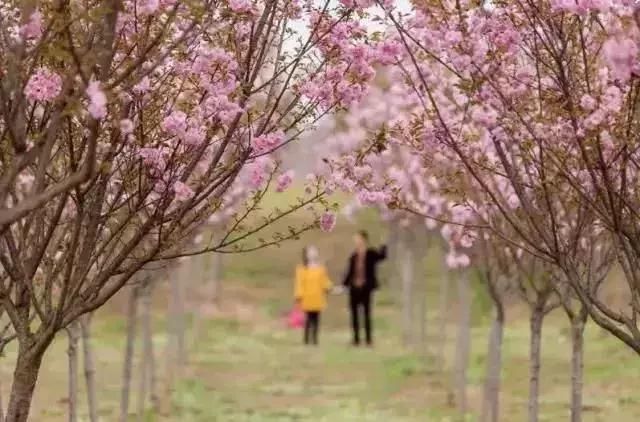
[342,230,387,346]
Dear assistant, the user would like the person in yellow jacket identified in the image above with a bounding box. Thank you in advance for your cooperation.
[294,245,332,345]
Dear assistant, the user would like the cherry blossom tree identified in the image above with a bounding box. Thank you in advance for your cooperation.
[0,0,395,419]
[383,0,640,358]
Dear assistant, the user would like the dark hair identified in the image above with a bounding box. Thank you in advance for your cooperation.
[357,230,369,242]
[302,247,309,267]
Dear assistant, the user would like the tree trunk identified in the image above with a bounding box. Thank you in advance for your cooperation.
[569,309,587,422]
[138,281,158,419]
[437,268,451,369]
[164,262,187,408]
[481,289,504,422]
[66,322,81,422]
[190,254,208,351]
[0,371,5,422]
[451,271,471,415]
[400,232,415,347]
[210,252,223,305]
[80,314,99,422]
[120,285,140,422]
[171,263,187,367]
[5,345,46,422]
[417,273,428,357]
[528,308,544,422]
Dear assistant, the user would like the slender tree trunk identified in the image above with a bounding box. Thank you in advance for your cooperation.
[120,285,140,422]
[569,309,587,422]
[528,308,544,422]
[5,345,46,422]
[66,322,80,422]
[138,281,157,419]
[170,263,187,368]
[0,369,5,422]
[451,271,471,415]
[210,252,223,305]
[437,269,451,369]
[400,232,415,347]
[164,263,187,408]
[80,314,99,422]
[481,284,505,422]
[190,254,208,351]
[417,274,428,357]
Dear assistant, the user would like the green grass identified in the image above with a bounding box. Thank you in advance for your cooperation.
[2,206,640,421]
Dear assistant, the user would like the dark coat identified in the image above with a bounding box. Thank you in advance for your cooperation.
[342,246,387,292]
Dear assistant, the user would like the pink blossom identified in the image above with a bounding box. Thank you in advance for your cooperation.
[24,67,62,103]
[459,233,474,248]
[133,77,151,94]
[19,10,43,41]
[602,86,623,113]
[228,0,254,14]
[253,131,284,154]
[161,111,188,136]
[276,170,294,192]
[319,212,337,232]
[445,251,471,269]
[173,181,194,201]
[203,95,243,124]
[583,109,605,130]
[86,81,107,119]
[120,119,134,135]
[138,147,166,170]
[579,94,597,111]
[471,106,498,128]
[357,190,389,205]
[234,21,252,41]
[602,36,638,82]
[246,160,272,189]
[338,0,374,9]
[375,40,402,65]
[183,126,206,146]
[138,0,160,15]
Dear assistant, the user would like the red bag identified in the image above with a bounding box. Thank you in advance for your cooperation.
[286,305,305,329]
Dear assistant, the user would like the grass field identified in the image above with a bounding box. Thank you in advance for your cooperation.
[1,204,640,421]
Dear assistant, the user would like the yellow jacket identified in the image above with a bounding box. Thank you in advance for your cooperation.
[294,265,332,311]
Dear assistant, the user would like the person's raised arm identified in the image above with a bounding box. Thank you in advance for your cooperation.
[375,245,387,262]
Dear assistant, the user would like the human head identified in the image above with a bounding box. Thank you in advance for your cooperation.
[303,245,319,266]
[353,230,369,250]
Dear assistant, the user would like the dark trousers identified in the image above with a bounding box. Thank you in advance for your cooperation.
[304,311,320,345]
[349,289,372,345]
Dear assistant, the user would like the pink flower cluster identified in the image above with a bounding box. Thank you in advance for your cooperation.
[86,81,107,120]
[161,110,208,146]
[19,9,43,41]
[173,181,194,201]
[357,190,390,206]
[319,212,337,232]
[253,131,284,154]
[228,0,255,14]
[550,0,611,14]
[602,36,639,82]
[138,0,160,15]
[299,13,396,110]
[245,158,273,189]
[276,170,294,192]
[24,67,62,103]
[201,95,243,125]
[138,147,168,173]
